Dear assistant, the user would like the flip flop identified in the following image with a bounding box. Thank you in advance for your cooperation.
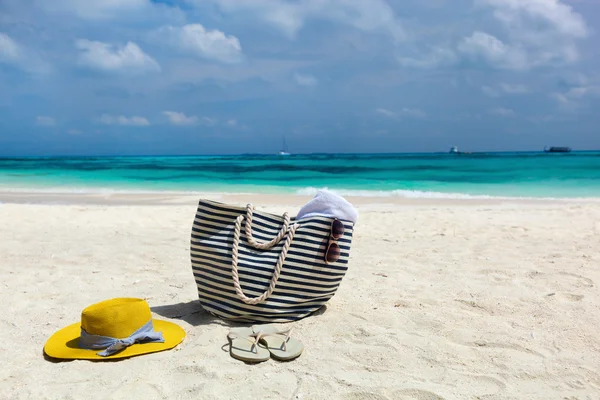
[252,324,304,361]
[227,327,270,363]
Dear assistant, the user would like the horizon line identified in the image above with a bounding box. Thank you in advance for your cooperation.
[1,149,599,158]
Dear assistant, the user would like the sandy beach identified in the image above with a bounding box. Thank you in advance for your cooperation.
[1,192,599,400]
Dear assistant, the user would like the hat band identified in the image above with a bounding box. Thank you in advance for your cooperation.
[79,320,165,357]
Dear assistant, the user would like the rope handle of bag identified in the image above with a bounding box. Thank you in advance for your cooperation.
[231,204,300,305]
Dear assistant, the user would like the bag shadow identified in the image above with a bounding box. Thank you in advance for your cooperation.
[151,300,220,327]
[152,300,330,327]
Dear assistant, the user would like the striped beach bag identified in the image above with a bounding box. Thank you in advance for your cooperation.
[190,199,354,322]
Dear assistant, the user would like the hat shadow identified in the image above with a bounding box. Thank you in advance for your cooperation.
[42,340,132,364]
[43,352,70,363]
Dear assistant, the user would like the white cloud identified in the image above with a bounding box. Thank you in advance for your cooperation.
[205,0,405,40]
[551,85,600,107]
[0,33,51,74]
[461,0,589,70]
[400,108,426,118]
[36,116,56,126]
[549,72,600,107]
[294,73,318,87]
[552,93,570,105]
[35,0,150,19]
[0,33,20,61]
[459,31,529,70]
[153,24,242,64]
[490,107,516,117]
[162,114,218,127]
[398,47,457,69]
[76,39,160,73]
[566,86,600,98]
[482,86,499,97]
[408,1,589,71]
[556,72,588,88]
[481,0,588,38]
[200,117,218,126]
[98,114,150,126]
[224,119,248,130]
[163,111,199,126]
[376,108,396,117]
[376,107,426,118]
[565,87,588,99]
[529,115,555,124]
[482,83,529,97]
[499,83,529,94]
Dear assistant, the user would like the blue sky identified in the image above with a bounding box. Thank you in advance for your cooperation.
[0,0,599,156]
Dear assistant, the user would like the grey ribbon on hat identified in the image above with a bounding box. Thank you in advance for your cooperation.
[79,320,165,357]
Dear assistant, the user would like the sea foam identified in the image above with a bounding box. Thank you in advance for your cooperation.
[293,186,600,201]
[295,186,498,199]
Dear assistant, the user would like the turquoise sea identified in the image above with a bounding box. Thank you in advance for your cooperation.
[1,152,600,199]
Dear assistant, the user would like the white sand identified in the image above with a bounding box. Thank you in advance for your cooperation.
[1,193,599,399]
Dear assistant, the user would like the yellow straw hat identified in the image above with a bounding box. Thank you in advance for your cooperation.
[44,298,186,360]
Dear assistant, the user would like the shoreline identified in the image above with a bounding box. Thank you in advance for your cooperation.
[1,189,600,207]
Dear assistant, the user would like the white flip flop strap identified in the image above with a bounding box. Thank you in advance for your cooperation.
[228,330,264,354]
[261,327,293,352]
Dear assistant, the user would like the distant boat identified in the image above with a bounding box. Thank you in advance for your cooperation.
[449,146,472,155]
[544,146,571,153]
[278,137,291,156]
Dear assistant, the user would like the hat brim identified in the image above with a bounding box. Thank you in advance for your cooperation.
[43,319,186,360]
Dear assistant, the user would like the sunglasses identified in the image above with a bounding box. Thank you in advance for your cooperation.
[325,219,345,265]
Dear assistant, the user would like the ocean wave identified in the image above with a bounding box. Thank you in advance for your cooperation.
[1,184,599,202]
[0,184,484,199]
[294,186,600,201]
[295,186,500,199]
[0,186,208,195]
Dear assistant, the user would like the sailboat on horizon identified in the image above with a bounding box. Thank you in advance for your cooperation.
[278,137,291,156]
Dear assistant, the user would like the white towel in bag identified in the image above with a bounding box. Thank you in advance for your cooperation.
[296,190,358,224]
